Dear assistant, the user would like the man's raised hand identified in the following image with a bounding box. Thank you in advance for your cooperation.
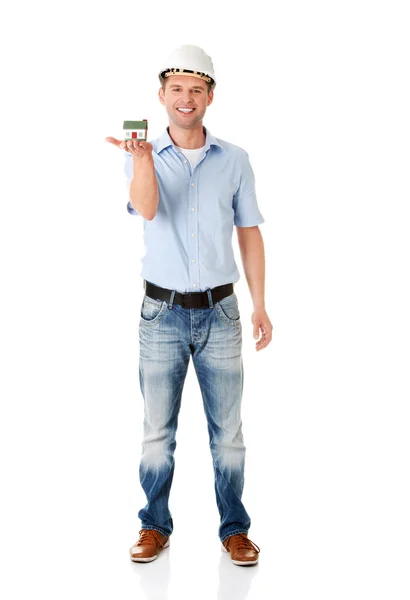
[105,137,153,159]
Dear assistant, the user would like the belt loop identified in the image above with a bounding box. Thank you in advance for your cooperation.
[206,289,214,309]
[168,289,176,310]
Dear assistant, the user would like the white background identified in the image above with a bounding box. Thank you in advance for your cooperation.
[1,1,409,598]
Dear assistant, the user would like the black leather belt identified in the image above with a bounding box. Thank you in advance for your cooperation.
[144,280,234,309]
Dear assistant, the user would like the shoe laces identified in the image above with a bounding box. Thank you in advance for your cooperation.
[137,529,165,548]
[227,533,260,553]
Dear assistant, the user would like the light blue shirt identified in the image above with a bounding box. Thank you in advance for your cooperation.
[124,126,264,293]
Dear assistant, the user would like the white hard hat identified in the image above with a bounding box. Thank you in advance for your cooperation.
[158,44,216,90]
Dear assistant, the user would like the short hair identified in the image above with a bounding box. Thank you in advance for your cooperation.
[161,77,212,95]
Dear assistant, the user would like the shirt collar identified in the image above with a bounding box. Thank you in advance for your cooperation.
[156,125,224,154]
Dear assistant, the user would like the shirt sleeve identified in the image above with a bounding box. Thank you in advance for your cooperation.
[124,151,139,216]
[233,150,265,227]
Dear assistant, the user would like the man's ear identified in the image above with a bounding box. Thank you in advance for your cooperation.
[158,87,165,105]
[207,90,214,107]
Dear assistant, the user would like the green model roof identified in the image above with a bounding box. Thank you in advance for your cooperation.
[123,120,148,129]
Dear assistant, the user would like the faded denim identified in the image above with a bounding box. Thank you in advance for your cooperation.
[137,288,251,542]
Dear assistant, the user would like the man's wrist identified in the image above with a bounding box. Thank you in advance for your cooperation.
[253,303,265,310]
[132,154,153,164]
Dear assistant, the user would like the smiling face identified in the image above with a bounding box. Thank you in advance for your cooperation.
[158,75,214,130]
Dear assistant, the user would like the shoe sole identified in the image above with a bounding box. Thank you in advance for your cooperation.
[130,539,170,562]
[221,543,259,566]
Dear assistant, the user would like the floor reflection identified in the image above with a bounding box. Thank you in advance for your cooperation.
[129,542,259,600]
[130,546,171,600]
[218,551,258,600]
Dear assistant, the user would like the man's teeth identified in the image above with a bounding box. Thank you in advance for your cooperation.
[177,108,194,112]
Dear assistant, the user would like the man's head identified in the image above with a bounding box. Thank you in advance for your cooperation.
[158,75,214,130]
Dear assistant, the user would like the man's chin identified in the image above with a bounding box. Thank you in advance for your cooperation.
[175,112,199,122]
[170,114,202,128]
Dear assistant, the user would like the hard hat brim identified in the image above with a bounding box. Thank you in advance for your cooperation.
[159,68,216,88]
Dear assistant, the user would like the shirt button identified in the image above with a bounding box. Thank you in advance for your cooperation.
[191,183,195,187]
[192,258,196,263]
[191,207,195,211]
[192,233,196,237]
[184,160,187,164]
[192,283,197,288]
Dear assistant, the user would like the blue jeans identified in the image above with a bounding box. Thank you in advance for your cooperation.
[137,287,251,543]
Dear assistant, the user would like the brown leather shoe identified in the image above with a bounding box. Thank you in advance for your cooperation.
[222,533,260,566]
[129,529,170,562]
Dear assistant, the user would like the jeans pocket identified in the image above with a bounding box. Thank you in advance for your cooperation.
[140,295,167,324]
[215,293,240,325]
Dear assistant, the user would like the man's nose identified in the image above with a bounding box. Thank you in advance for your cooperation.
[181,92,195,104]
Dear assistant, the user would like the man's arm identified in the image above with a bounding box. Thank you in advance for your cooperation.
[123,143,159,220]
[237,225,272,351]
[129,154,159,221]
[236,225,265,309]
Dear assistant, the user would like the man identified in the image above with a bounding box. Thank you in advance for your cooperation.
[105,44,272,566]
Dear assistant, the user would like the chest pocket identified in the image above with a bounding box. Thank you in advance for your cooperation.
[199,160,238,216]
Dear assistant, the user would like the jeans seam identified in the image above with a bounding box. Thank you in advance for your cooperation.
[214,469,224,524]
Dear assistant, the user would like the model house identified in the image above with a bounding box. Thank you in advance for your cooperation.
[123,120,148,142]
